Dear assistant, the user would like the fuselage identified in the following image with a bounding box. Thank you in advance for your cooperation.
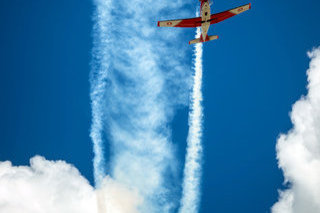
[200,0,211,41]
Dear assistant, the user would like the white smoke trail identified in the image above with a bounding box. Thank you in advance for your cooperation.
[90,0,113,186]
[179,26,203,213]
[91,0,193,212]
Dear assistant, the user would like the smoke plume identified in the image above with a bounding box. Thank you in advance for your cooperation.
[90,0,194,212]
[179,26,204,213]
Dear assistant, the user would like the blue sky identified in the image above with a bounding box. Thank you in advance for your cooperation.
[1,0,320,212]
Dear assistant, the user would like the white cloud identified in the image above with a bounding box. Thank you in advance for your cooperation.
[272,47,320,213]
[0,156,141,213]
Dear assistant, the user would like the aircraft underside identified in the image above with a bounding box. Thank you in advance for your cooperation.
[157,0,251,44]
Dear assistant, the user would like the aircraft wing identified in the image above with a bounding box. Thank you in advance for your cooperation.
[210,3,251,25]
[158,17,202,28]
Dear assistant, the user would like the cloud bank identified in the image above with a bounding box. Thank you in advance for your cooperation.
[0,156,141,213]
[272,47,320,213]
[179,27,203,213]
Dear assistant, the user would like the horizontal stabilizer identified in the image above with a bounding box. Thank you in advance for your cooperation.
[207,35,219,41]
[189,35,218,44]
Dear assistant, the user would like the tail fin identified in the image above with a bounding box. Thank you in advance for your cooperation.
[189,35,219,44]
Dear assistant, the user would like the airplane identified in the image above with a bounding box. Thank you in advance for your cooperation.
[157,0,251,44]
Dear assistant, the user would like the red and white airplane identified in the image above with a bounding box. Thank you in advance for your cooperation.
[157,1,251,44]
